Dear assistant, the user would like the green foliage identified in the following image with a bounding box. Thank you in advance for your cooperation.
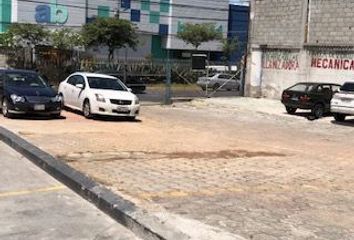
[51,28,84,50]
[82,17,138,62]
[5,23,48,48]
[222,36,239,61]
[0,32,14,48]
[177,23,222,49]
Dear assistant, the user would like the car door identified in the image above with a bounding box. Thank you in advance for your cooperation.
[218,74,233,89]
[71,75,86,109]
[63,75,78,107]
[320,84,334,109]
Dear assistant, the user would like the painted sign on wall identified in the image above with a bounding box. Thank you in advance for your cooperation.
[311,57,354,71]
[262,51,299,71]
[35,0,68,24]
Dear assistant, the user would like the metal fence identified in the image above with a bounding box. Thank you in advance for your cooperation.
[0,47,244,104]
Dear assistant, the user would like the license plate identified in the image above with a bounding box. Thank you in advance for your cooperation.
[291,96,298,101]
[34,104,45,111]
[116,106,129,113]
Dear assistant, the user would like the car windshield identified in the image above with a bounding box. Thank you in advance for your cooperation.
[340,82,354,92]
[5,72,48,88]
[88,77,127,91]
[288,84,315,92]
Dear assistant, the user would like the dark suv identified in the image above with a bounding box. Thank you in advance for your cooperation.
[281,82,341,118]
[0,69,62,118]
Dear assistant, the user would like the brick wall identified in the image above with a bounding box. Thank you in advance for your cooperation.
[308,0,354,45]
[252,0,304,47]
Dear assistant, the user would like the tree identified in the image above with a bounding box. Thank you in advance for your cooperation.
[82,17,138,62]
[221,37,239,72]
[51,28,84,50]
[1,23,49,66]
[177,23,222,50]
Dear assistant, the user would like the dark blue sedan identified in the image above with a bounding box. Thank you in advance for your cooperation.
[0,69,62,118]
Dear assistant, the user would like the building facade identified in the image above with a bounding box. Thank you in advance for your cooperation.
[0,0,230,60]
[246,0,354,99]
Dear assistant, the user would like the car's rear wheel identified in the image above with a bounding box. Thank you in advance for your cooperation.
[334,113,346,122]
[286,106,297,114]
[312,103,324,119]
[83,100,92,119]
[2,99,13,119]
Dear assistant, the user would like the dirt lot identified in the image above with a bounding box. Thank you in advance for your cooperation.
[1,98,354,240]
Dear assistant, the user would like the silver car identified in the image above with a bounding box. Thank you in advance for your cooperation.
[197,73,241,91]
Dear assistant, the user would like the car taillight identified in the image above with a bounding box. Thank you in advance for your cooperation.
[300,95,311,102]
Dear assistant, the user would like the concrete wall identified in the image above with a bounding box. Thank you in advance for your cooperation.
[246,47,354,99]
[252,0,304,47]
[308,0,354,45]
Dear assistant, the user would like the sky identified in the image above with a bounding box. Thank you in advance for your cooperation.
[230,0,249,5]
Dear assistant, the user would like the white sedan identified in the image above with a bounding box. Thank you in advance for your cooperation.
[58,73,140,119]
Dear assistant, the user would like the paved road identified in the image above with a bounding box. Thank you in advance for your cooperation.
[0,142,140,240]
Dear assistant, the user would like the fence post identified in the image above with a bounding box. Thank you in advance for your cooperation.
[164,50,172,105]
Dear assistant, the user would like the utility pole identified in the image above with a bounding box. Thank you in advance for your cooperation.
[164,49,172,105]
[85,0,88,23]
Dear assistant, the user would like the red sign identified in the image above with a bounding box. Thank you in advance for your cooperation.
[311,57,354,70]
[262,58,299,71]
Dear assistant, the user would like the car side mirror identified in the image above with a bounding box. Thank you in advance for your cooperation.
[76,83,84,89]
[127,88,132,92]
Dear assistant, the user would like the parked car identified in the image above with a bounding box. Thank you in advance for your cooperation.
[196,73,241,91]
[0,69,62,118]
[281,82,341,118]
[331,82,354,122]
[58,73,140,120]
[96,72,146,93]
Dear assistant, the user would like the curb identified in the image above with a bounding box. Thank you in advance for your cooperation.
[0,126,188,240]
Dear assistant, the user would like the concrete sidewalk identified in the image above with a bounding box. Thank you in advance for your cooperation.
[0,142,140,240]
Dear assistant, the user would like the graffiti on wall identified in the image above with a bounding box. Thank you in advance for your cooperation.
[311,56,354,71]
[262,51,299,71]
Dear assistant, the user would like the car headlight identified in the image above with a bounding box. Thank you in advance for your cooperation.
[134,96,140,105]
[10,94,25,103]
[95,94,106,103]
[51,95,62,103]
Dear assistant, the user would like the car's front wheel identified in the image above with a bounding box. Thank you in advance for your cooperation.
[2,98,13,118]
[334,113,346,122]
[286,106,297,114]
[83,100,93,119]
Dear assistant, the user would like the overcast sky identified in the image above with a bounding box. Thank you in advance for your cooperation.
[230,0,249,5]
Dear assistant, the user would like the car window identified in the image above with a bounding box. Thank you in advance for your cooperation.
[340,82,354,92]
[67,76,77,86]
[319,85,332,95]
[87,77,127,91]
[288,84,314,92]
[5,72,48,88]
[332,85,341,92]
[75,75,85,87]
[218,74,231,79]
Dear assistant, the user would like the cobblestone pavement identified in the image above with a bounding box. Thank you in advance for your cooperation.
[1,98,354,240]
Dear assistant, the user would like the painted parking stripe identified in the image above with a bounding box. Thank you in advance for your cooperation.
[0,185,66,198]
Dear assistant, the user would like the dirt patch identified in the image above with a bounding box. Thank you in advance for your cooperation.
[57,149,286,163]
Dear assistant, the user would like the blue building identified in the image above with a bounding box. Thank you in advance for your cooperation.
[227,4,250,63]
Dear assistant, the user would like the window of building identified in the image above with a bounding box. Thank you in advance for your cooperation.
[131,9,141,22]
